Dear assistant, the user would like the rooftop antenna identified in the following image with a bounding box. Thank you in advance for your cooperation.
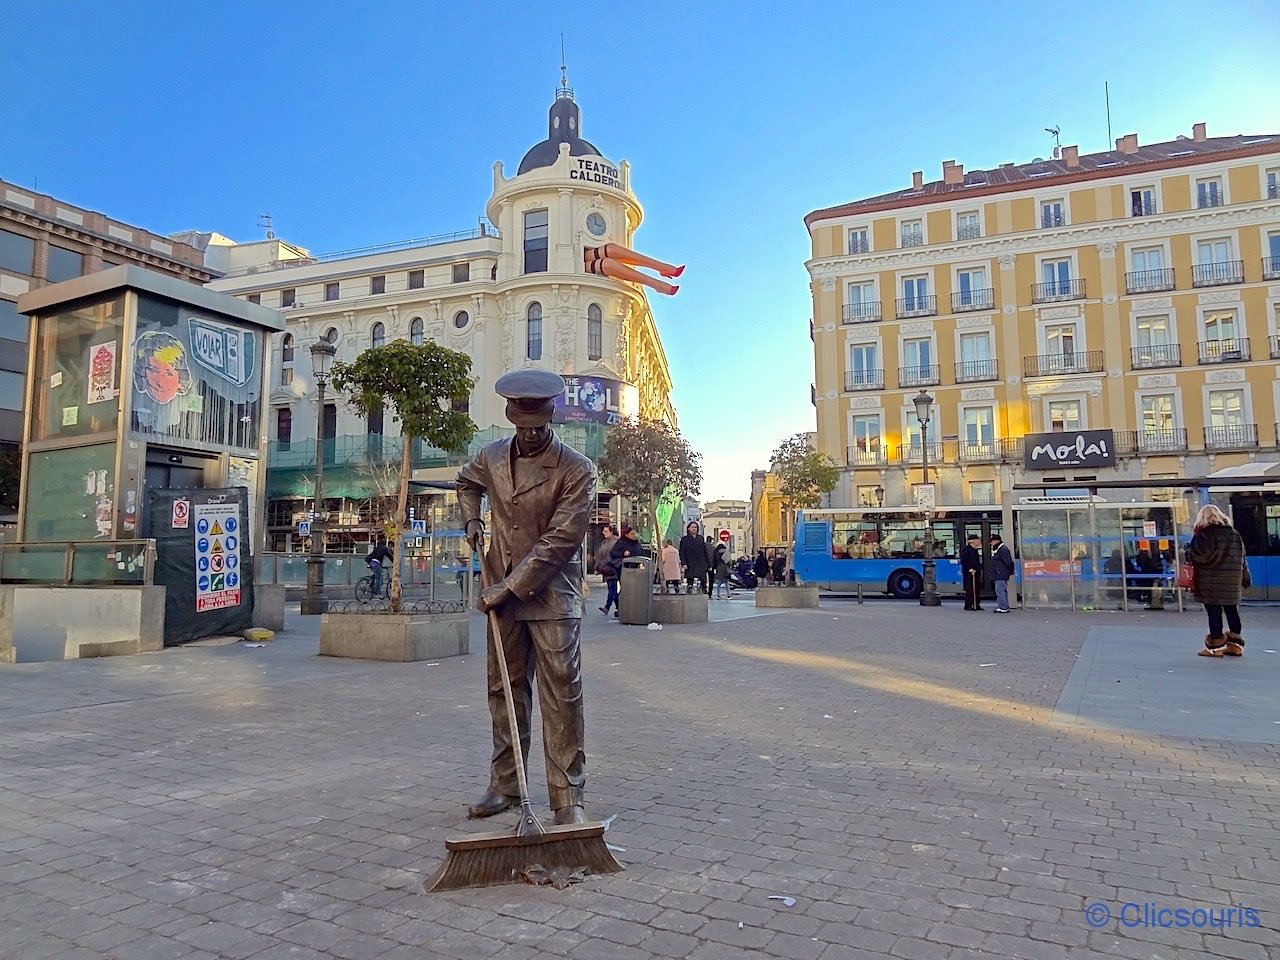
[1045,125,1061,160]
[257,213,275,240]
[558,33,573,100]
[1105,81,1112,145]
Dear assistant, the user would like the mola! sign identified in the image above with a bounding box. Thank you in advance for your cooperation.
[1024,429,1116,470]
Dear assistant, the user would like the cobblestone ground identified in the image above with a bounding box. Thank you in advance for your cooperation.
[2,597,1278,959]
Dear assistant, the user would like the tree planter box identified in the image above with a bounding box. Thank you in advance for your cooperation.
[755,585,820,609]
[319,612,470,662]
[650,592,709,624]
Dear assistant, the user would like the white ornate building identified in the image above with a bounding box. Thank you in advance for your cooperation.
[202,84,677,550]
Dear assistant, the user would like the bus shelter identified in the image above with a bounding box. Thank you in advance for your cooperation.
[1013,497,1187,612]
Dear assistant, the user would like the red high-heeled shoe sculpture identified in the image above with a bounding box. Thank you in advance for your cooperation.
[584,243,684,295]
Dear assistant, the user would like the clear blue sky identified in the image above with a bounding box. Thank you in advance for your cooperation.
[3,1,1278,501]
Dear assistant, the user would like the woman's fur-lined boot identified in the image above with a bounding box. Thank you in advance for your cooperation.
[1198,634,1226,657]
[1223,631,1245,657]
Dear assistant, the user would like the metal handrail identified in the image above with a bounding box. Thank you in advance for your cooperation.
[1197,338,1251,364]
[952,288,994,312]
[844,370,885,391]
[895,295,937,318]
[898,365,940,387]
[842,301,881,323]
[955,359,998,382]
[1130,343,1181,369]
[0,539,157,585]
[1031,278,1085,302]
[1022,351,1104,377]
[1125,268,1175,294]
[1191,260,1243,287]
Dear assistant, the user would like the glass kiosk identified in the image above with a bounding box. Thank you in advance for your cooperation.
[14,266,281,646]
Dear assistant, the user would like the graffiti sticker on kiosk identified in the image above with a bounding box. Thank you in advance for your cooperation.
[188,317,256,387]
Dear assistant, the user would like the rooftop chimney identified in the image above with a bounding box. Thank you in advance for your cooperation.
[912,170,923,190]
[942,160,964,185]
[1192,122,1207,142]
[1116,133,1139,154]
[1063,145,1079,168]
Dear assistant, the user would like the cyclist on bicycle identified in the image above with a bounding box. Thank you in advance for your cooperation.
[365,537,393,598]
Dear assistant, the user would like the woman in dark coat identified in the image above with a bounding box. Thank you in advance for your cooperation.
[679,521,710,596]
[770,550,787,584]
[609,525,642,619]
[752,549,769,585]
[1186,504,1250,657]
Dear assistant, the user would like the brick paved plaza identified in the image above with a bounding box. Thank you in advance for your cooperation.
[2,597,1279,960]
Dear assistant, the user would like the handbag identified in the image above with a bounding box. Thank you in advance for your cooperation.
[598,562,617,579]
[1176,561,1195,590]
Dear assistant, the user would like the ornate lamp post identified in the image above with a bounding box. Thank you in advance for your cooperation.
[302,339,336,615]
[873,484,884,508]
[913,389,941,607]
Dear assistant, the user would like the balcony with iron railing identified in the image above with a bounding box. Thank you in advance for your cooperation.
[956,223,982,241]
[846,445,887,467]
[1204,424,1258,450]
[1131,198,1157,217]
[1263,256,1280,280]
[1271,336,1280,360]
[1031,278,1085,303]
[895,441,943,465]
[898,364,940,388]
[955,358,998,383]
[1197,192,1224,209]
[848,236,870,254]
[1116,428,1189,455]
[1125,268,1175,294]
[998,438,1025,462]
[1197,338,1251,364]
[957,440,1000,463]
[895,295,937,318]
[900,232,924,248]
[1192,260,1243,287]
[842,301,882,323]
[1270,182,1280,200]
[1022,350,1104,377]
[1130,343,1181,369]
[1040,212,1065,229]
[844,369,885,392]
[952,288,995,312]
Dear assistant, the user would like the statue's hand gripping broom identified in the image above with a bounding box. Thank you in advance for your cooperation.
[425,539,623,892]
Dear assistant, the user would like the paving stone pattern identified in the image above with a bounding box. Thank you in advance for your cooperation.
[1,598,1278,958]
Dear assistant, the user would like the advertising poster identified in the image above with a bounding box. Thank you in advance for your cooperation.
[87,340,117,403]
[194,502,242,612]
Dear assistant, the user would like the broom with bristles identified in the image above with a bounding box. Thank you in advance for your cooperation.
[425,545,623,892]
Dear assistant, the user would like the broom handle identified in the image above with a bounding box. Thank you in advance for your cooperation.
[479,543,532,807]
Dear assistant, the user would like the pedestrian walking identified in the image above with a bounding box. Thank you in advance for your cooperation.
[960,534,983,610]
[988,534,1014,613]
[660,539,682,593]
[1186,504,1251,658]
[704,535,717,598]
[679,521,710,596]
[609,524,642,619]
[595,523,619,616]
[712,541,733,599]
[753,548,769,587]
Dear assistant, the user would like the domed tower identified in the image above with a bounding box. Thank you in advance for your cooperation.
[485,79,675,428]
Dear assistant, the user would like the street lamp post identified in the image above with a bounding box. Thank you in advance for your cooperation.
[913,389,941,607]
[302,339,336,615]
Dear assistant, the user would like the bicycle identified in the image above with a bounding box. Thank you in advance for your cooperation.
[355,559,389,602]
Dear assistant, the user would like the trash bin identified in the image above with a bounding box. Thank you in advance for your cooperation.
[618,557,653,625]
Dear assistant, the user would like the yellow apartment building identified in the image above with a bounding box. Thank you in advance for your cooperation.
[805,123,1280,516]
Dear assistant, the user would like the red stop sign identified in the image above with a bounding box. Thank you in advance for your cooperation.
[719,530,731,543]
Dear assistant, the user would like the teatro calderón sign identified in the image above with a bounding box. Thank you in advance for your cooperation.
[570,158,621,189]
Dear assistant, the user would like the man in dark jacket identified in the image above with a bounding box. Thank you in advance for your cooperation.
[988,534,1014,613]
[365,537,393,598]
[752,549,769,586]
[679,521,710,595]
[960,534,983,610]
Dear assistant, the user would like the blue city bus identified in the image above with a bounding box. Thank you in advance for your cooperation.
[793,507,1004,598]
[1222,489,1280,600]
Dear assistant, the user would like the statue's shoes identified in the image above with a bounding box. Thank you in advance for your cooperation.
[553,804,586,825]
[467,787,519,818]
